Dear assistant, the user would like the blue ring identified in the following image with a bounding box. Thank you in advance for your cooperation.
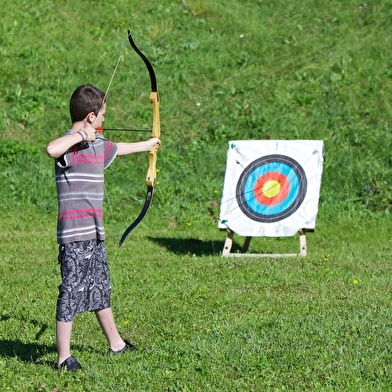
[236,155,307,223]
[243,162,300,216]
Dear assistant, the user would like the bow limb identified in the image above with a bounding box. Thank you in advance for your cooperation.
[119,31,161,247]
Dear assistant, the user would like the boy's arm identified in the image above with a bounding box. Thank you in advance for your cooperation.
[46,128,96,158]
[116,138,161,156]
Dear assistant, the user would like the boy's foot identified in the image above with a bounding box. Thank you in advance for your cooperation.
[109,339,137,355]
[55,356,82,372]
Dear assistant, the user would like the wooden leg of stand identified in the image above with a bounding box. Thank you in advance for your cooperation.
[243,237,252,252]
[299,229,307,257]
[222,229,234,257]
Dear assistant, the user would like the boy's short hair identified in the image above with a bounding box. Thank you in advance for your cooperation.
[69,84,106,123]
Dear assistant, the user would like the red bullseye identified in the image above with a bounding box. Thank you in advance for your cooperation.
[254,172,289,206]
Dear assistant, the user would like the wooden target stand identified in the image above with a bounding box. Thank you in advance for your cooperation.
[221,228,313,257]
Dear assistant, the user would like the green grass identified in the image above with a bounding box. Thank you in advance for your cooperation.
[1,0,392,390]
[1,207,392,390]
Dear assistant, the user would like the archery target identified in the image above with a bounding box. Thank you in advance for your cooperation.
[218,140,324,237]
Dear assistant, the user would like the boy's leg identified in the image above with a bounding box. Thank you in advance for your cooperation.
[95,307,126,351]
[56,320,73,365]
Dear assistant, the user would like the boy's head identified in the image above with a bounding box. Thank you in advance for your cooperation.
[69,84,106,123]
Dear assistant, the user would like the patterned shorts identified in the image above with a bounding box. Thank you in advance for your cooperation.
[56,240,111,322]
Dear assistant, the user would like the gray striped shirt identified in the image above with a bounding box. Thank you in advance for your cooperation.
[54,131,118,244]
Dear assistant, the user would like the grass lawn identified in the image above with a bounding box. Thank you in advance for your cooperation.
[1,0,392,390]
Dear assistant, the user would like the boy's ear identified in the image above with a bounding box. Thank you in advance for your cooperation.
[86,112,96,124]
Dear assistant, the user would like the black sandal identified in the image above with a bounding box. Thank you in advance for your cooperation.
[55,356,82,372]
[109,339,137,355]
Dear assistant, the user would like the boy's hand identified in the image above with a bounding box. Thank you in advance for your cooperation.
[149,137,161,151]
[84,126,96,142]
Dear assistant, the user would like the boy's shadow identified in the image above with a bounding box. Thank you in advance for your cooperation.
[0,337,90,366]
[0,338,55,363]
[0,318,89,365]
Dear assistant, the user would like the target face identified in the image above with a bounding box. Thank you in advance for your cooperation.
[237,154,307,223]
[218,140,324,237]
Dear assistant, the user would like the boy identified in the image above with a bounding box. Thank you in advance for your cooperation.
[46,84,161,371]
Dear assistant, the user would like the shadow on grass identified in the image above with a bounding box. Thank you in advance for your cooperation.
[146,236,230,256]
[0,337,95,366]
[0,316,55,363]
[147,235,301,256]
[0,317,95,365]
[0,338,56,363]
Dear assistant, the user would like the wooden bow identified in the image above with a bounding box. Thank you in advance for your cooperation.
[119,30,161,247]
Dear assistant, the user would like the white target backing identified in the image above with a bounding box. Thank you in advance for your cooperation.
[218,140,324,237]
